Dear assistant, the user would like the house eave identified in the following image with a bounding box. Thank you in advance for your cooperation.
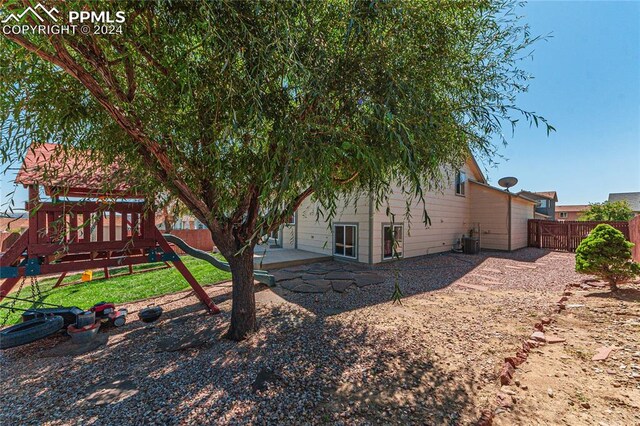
[469,180,537,204]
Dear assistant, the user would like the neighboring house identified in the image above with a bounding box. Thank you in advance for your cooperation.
[0,214,30,252]
[0,214,29,232]
[156,214,206,231]
[555,205,589,221]
[274,156,537,265]
[518,190,558,220]
[608,192,640,216]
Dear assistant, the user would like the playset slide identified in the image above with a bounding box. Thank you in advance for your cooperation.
[162,234,275,287]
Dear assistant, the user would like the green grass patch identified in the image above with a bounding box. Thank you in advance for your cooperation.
[0,255,231,325]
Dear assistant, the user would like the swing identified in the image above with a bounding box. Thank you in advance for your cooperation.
[0,276,65,350]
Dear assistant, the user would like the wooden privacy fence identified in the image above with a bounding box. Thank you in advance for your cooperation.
[528,219,632,253]
[167,229,214,254]
[630,216,640,262]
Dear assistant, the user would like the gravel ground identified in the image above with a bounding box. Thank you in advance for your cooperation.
[1,248,586,425]
[494,279,640,426]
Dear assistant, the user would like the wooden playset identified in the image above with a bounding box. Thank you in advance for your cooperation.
[0,144,220,314]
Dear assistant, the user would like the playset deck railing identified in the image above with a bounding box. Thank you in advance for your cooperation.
[25,200,156,256]
[0,188,220,314]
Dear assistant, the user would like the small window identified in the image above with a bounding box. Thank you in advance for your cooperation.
[334,224,357,259]
[538,199,549,209]
[383,224,404,260]
[455,171,466,196]
[559,212,568,218]
[286,214,295,225]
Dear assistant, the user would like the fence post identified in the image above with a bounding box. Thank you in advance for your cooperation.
[537,220,542,248]
[567,223,571,251]
[630,216,640,262]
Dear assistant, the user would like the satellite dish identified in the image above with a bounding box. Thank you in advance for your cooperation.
[498,176,518,191]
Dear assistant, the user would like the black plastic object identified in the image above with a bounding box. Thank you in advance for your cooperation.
[138,306,163,323]
[0,315,64,350]
[22,307,84,328]
[76,310,96,328]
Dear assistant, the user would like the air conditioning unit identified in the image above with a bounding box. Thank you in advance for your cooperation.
[463,237,480,254]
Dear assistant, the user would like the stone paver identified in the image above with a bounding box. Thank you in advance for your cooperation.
[279,278,304,291]
[304,268,329,275]
[331,280,355,293]
[275,263,384,293]
[324,271,355,280]
[592,346,615,361]
[354,273,385,287]
[273,271,302,282]
[294,282,331,293]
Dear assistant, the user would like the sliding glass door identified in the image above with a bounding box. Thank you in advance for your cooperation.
[334,224,357,259]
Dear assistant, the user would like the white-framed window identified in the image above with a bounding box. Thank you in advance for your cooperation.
[383,224,404,260]
[455,171,466,196]
[334,224,357,259]
[537,199,549,209]
[286,213,295,225]
[559,212,568,218]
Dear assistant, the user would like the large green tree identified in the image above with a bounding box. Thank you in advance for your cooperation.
[579,201,635,222]
[0,0,552,340]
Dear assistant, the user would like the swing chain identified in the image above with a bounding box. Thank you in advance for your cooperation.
[30,275,42,302]
[0,276,27,327]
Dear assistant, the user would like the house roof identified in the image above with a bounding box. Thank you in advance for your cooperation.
[517,190,558,202]
[466,154,487,184]
[555,204,589,212]
[469,180,537,204]
[608,192,640,211]
[15,143,140,198]
[534,191,558,201]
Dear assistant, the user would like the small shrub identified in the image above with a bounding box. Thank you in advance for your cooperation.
[575,224,640,291]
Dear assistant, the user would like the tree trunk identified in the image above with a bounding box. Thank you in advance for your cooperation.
[162,207,173,232]
[225,247,257,340]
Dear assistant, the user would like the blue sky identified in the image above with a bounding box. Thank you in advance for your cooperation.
[482,0,640,204]
[1,1,639,210]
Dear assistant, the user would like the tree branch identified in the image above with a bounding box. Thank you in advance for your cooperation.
[3,34,219,233]
[264,186,314,235]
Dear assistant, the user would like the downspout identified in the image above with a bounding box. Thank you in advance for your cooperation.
[368,191,374,265]
[507,195,512,251]
[294,211,298,249]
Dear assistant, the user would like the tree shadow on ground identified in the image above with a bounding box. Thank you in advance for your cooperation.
[584,286,640,303]
[272,248,553,317]
[1,299,477,425]
[1,248,559,424]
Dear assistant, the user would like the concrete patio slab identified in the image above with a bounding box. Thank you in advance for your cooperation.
[253,248,332,269]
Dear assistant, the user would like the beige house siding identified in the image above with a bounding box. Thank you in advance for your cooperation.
[469,182,536,251]
[469,183,510,250]
[296,193,370,263]
[293,157,534,263]
[371,163,477,263]
[510,198,534,250]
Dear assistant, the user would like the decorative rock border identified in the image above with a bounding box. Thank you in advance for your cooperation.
[475,285,573,425]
